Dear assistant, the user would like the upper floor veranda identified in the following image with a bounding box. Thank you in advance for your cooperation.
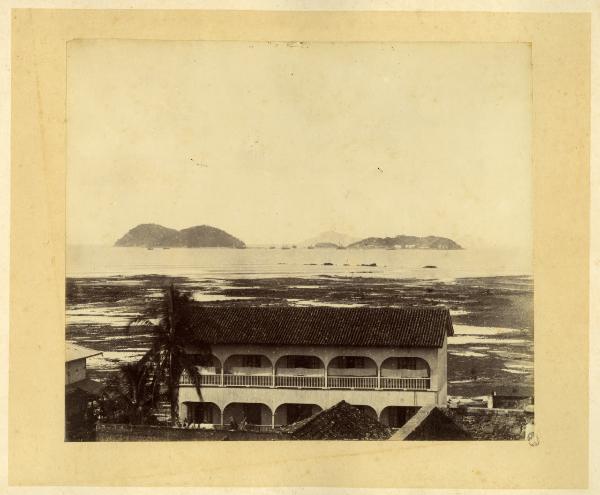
[179,341,447,395]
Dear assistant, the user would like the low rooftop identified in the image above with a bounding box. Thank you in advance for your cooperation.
[281,401,393,440]
[188,306,453,348]
[66,343,102,363]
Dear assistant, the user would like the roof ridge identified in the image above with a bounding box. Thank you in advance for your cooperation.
[286,403,333,433]
[287,400,352,434]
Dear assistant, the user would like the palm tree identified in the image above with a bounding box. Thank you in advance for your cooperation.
[104,360,158,424]
[129,284,212,424]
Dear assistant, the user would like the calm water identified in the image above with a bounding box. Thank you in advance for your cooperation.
[67,245,532,280]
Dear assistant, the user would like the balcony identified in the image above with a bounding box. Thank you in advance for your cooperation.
[181,372,431,391]
[180,353,432,392]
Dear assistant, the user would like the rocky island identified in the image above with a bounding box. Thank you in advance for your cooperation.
[115,224,246,248]
[347,235,462,250]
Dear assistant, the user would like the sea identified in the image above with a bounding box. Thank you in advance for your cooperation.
[67,245,532,280]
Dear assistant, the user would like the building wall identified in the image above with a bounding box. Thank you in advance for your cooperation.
[179,343,446,422]
[437,337,448,403]
[221,402,272,426]
[380,357,430,378]
[178,384,440,422]
[186,343,441,385]
[276,367,323,377]
[224,354,272,374]
[65,359,86,385]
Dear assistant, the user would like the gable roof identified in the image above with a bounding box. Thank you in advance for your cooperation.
[66,343,102,362]
[281,400,393,440]
[187,306,453,348]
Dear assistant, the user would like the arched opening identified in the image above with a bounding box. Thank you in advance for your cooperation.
[223,354,273,387]
[223,402,272,428]
[327,356,377,389]
[274,403,322,426]
[182,401,221,426]
[380,357,431,390]
[189,353,222,371]
[180,355,222,386]
[380,406,420,429]
[275,355,325,388]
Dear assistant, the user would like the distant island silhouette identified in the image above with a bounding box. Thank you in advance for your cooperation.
[115,225,462,250]
[115,224,246,248]
[347,235,462,250]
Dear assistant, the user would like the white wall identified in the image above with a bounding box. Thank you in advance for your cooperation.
[65,359,86,385]
[185,343,441,381]
[179,383,440,418]
[179,343,446,416]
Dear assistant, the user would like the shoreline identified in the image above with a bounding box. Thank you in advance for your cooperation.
[66,273,533,398]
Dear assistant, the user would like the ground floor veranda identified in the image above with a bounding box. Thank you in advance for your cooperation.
[181,400,421,430]
[177,384,439,429]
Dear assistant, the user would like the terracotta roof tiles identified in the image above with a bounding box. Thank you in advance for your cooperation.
[187,306,453,348]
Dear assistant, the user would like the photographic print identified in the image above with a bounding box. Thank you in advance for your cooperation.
[65,40,534,442]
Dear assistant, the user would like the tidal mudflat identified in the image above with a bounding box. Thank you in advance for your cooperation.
[66,274,533,398]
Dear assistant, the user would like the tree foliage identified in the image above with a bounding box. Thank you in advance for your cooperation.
[124,284,213,423]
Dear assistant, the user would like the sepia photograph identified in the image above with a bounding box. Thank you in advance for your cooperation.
[64,40,534,442]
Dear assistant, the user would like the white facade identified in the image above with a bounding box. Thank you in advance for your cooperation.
[177,337,448,428]
[66,358,87,385]
[65,343,102,385]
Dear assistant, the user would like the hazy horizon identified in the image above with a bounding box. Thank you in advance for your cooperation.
[66,227,529,250]
[67,40,532,250]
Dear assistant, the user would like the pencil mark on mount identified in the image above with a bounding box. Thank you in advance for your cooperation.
[190,158,208,168]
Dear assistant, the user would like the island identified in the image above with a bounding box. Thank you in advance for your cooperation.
[347,235,462,250]
[115,224,246,248]
[312,242,340,249]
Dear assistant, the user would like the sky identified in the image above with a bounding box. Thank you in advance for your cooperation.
[67,40,532,248]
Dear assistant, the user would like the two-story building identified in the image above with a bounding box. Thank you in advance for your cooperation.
[177,306,453,429]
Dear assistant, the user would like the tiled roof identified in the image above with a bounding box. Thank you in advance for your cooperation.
[66,343,102,362]
[281,400,393,440]
[65,377,104,396]
[187,306,453,348]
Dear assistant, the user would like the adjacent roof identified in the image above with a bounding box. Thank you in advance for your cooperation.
[188,306,453,348]
[66,377,104,396]
[281,400,393,440]
[66,343,102,362]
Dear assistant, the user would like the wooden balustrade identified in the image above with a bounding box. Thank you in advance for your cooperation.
[223,374,272,387]
[327,376,378,389]
[275,375,326,388]
[180,373,430,390]
[380,377,430,390]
